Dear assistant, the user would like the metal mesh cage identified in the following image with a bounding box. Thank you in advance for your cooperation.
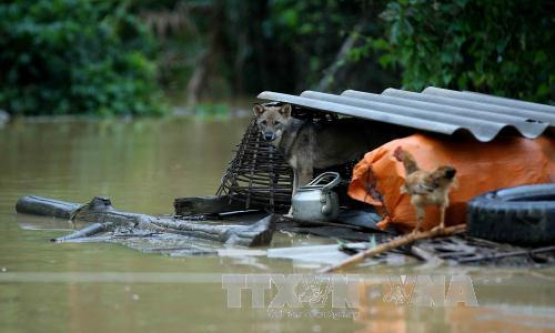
[216,118,293,213]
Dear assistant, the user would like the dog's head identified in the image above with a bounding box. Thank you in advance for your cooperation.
[252,102,292,142]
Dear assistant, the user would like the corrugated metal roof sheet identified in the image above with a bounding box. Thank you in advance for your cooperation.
[257,87,555,142]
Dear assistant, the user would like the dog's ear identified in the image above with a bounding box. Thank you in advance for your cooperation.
[280,104,292,117]
[252,104,265,117]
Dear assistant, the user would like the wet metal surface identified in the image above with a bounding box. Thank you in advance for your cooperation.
[258,87,555,142]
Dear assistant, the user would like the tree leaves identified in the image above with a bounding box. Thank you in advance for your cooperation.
[366,0,555,103]
[0,0,166,115]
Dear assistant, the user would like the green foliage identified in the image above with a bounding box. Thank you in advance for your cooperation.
[264,0,366,91]
[0,0,166,115]
[369,0,555,102]
[137,0,374,97]
[4,0,552,113]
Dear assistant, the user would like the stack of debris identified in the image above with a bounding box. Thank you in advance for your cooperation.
[14,86,555,270]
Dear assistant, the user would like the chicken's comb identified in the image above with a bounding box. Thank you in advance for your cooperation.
[393,146,404,161]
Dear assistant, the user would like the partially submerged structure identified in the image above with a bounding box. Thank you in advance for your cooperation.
[214,87,555,214]
[15,87,555,267]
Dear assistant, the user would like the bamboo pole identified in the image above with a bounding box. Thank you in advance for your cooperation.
[318,224,466,273]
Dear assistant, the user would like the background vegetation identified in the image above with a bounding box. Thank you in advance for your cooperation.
[0,0,165,116]
[1,0,553,116]
[372,0,555,101]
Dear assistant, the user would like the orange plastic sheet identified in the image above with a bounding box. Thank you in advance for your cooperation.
[348,134,555,233]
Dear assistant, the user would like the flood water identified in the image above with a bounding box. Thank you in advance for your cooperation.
[1,117,555,333]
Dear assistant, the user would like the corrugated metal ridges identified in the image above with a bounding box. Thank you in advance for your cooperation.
[257,87,554,142]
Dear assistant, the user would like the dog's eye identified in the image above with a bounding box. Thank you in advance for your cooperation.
[261,120,267,125]
[275,121,281,126]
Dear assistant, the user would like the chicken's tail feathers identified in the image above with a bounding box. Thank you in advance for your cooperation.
[393,146,405,162]
[394,146,419,175]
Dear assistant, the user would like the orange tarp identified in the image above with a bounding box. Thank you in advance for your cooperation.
[348,134,555,233]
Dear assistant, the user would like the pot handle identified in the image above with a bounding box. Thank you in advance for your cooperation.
[308,172,341,193]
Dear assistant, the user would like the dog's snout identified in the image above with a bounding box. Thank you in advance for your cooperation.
[264,132,274,141]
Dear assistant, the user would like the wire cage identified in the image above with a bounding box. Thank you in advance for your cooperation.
[216,105,351,213]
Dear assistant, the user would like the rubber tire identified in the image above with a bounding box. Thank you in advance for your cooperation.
[467,184,555,245]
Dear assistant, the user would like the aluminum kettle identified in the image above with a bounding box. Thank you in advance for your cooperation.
[291,172,341,222]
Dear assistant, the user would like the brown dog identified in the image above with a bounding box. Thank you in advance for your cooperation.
[253,102,408,195]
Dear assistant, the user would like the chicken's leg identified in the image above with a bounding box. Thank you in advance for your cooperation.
[438,204,446,230]
[413,205,425,234]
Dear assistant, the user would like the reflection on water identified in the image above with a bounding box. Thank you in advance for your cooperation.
[0,117,249,213]
[356,277,555,333]
[1,117,555,333]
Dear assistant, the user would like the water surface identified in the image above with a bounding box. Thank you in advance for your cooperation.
[1,118,554,333]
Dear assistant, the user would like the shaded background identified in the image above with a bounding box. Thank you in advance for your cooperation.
[1,0,554,116]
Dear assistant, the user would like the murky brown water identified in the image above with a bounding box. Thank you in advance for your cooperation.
[1,117,555,333]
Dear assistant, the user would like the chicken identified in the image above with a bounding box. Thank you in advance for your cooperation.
[393,146,458,234]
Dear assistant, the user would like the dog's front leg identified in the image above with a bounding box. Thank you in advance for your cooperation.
[298,158,314,188]
[292,168,301,196]
[299,170,313,188]
[287,165,314,217]
[286,169,302,217]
